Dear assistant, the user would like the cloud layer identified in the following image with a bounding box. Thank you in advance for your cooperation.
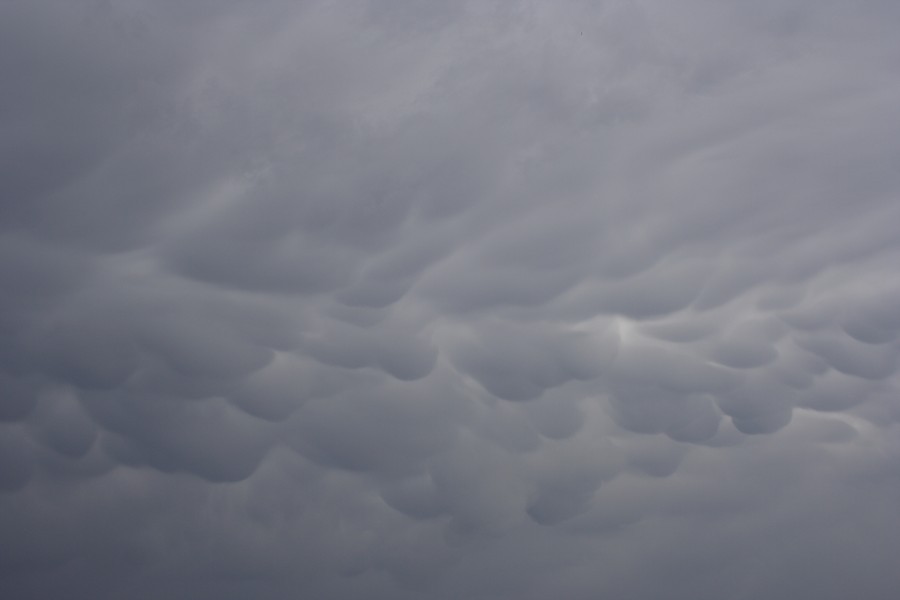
[3,1,900,598]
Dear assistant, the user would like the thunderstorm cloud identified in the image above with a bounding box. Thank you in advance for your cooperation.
[2,1,900,598]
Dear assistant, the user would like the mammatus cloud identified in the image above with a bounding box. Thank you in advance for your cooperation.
[2,1,900,598]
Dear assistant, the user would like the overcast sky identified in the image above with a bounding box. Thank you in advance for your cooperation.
[2,1,900,598]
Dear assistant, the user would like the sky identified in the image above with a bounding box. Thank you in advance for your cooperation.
[2,1,900,598]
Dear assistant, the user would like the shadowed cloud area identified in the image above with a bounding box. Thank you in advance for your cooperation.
[2,1,900,598]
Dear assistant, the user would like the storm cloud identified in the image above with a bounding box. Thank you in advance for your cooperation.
[2,1,900,598]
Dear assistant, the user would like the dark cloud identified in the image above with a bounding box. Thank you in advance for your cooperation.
[3,0,900,598]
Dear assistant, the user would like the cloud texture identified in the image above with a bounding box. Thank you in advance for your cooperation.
[2,1,900,598]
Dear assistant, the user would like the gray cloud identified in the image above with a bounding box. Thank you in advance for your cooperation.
[3,0,900,598]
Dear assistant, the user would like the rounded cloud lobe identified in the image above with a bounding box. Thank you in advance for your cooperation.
[3,1,900,599]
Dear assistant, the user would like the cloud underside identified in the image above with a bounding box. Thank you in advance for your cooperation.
[2,1,900,598]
